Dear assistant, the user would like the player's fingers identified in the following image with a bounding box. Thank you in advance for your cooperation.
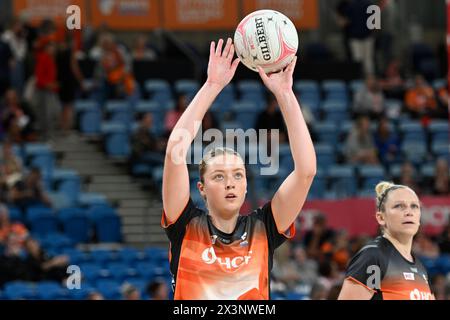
[210,41,215,57]
[223,38,232,58]
[287,56,297,74]
[215,39,224,56]
[227,44,235,61]
[257,66,269,82]
[231,57,240,72]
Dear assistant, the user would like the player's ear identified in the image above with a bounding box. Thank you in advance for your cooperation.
[198,181,205,196]
[375,211,386,227]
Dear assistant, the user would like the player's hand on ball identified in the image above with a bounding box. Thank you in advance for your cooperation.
[257,56,297,96]
[206,38,240,89]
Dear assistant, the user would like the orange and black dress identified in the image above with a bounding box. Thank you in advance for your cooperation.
[161,198,295,300]
[345,236,433,300]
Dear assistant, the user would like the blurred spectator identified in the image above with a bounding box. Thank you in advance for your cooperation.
[121,283,141,300]
[344,115,379,165]
[164,94,188,134]
[9,168,52,210]
[317,260,344,294]
[291,245,319,286]
[326,283,343,300]
[1,17,27,94]
[202,111,219,132]
[436,85,449,113]
[255,95,288,144]
[303,214,335,260]
[379,58,406,99]
[431,274,448,300]
[0,204,29,255]
[146,279,169,300]
[374,0,398,75]
[0,140,23,187]
[33,38,61,141]
[413,232,440,259]
[437,223,450,254]
[309,280,328,300]
[404,75,437,126]
[396,161,421,194]
[23,237,69,283]
[87,292,105,300]
[131,112,165,167]
[0,39,13,97]
[432,158,449,195]
[56,34,84,134]
[1,88,36,142]
[272,242,302,291]
[349,234,370,256]
[93,32,137,102]
[334,0,352,61]
[132,34,157,61]
[331,230,350,271]
[353,75,385,119]
[373,117,400,166]
[340,0,375,75]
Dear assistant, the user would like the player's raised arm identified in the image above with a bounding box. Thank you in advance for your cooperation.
[162,38,240,223]
[257,57,316,233]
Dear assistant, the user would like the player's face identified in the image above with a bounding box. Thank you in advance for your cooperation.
[383,188,421,237]
[199,154,247,216]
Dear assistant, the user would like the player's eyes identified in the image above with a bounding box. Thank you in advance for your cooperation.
[234,172,243,179]
[214,174,224,180]
[411,204,419,209]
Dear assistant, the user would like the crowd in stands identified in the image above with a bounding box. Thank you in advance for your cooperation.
[0,9,448,299]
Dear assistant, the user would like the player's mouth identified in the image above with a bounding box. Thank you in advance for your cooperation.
[225,193,237,200]
[402,221,415,225]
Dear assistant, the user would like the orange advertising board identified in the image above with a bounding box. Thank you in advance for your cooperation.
[13,0,86,26]
[242,0,319,29]
[90,0,161,30]
[163,0,239,30]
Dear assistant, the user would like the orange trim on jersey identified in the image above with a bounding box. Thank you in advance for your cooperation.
[270,201,296,239]
[161,197,191,229]
[346,276,377,294]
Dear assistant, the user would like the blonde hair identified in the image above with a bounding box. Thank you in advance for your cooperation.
[198,147,243,183]
[375,181,406,212]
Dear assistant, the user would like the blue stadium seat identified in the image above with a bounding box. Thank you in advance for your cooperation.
[3,281,35,300]
[358,165,386,191]
[315,143,336,169]
[7,206,23,223]
[79,262,104,282]
[174,79,200,94]
[321,100,349,123]
[106,262,138,282]
[59,209,91,243]
[294,80,320,94]
[431,141,449,158]
[26,207,59,236]
[144,79,171,97]
[40,233,73,250]
[86,204,116,223]
[118,247,146,264]
[95,215,122,243]
[135,261,157,280]
[401,142,427,165]
[420,163,435,179]
[106,100,133,126]
[36,281,66,300]
[75,100,102,135]
[314,122,338,145]
[428,120,449,143]
[308,168,326,199]
[101,122,131,157]
[232,101,260,130]
[135,100,165,135]
[349,79,364,94]
[90,248,118,266]
[399,121,426,144]
[53,169,81,206]
[327,165,357,198]
[78,192,108,207]
[145,247,168,264]
[151,166,164,188]
[95,279,122,300]
[237,80,265,103]
[63,248,91,265]
[215,83,236,107]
